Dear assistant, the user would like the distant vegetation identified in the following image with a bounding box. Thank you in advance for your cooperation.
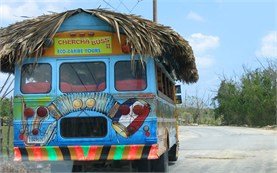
[0,98,12,122]
[178,60,276,127]
[213,61,276,127]
[177,94,222,126]
[1,75,14,156]
[0,98,13,156]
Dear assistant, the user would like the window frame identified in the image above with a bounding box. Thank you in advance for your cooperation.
[156,64,175,102]
[114,60,147,91]
[60,116,108,138]
[59,61,107,93]
[20,63,52,94]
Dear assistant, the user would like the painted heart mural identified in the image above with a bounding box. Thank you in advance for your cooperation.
[111,98,151,138]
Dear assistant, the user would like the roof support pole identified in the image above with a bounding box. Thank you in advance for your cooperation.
[153,0,157,22]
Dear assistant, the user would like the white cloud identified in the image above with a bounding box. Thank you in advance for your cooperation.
[0,0,67,23]
[255,31,277,58]
[186,11,204,22]
[187,33,220,70]
[188,33,220,53]
[196,55,215,69]
[0,5,13,20]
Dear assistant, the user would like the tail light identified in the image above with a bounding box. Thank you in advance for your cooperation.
[143,125,150,137]
[145,131,150,137]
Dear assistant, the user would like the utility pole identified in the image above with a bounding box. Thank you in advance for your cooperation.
[153,0,157,22]
[275,75,277,125]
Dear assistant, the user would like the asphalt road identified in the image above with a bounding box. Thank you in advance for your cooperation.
[1,125,276,172]
[169,126,277,173]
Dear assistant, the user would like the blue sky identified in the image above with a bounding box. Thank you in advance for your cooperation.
[0,0,276,103]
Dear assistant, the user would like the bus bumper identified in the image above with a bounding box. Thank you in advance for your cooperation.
[14,144,159,161]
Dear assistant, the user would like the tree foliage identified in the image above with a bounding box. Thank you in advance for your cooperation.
[0,98,12,119]
[214,62,276,126]
[177,93,222,125]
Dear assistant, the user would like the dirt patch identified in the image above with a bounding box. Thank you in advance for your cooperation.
[0,157,28,173]
[262,125,277,131]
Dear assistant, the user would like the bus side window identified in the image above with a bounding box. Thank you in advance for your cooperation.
[115,61,147,91]
[156,66,175,101]
[21,64,52,94]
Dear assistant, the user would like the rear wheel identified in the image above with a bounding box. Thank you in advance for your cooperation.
[168,144,178,161]
[152,150,169,172]
[135,159,152,172]
[72,161,84,172]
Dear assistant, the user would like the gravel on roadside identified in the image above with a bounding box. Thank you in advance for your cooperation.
[0,157,28,173]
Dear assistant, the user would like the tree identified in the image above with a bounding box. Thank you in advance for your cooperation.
[214,80,245,125]
[241,65,276,126]
[0,98,12,119]
[214,61,276,126]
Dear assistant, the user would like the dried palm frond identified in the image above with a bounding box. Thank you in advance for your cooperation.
[0,8,198,83]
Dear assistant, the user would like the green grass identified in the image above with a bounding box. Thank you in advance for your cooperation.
[1,125,13,156]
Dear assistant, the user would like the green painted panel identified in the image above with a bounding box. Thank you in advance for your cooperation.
[114,145,125,160]
[82,146,90,158]
[46,147,58,160]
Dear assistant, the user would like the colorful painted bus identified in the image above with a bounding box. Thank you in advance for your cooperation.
[0,9,198,172]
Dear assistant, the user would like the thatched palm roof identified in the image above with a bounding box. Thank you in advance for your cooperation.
[0,8,198,83]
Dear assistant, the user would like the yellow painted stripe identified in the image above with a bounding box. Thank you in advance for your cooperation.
[94,146,103,160]
[107,146,116,160]
[68,147,77,160]
[135,145,144,160]
[54,147,64,160]
[121,146,130,160]
[26,147,34,161]
[41,148,48,160]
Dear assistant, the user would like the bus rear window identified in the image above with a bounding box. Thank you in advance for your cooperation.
[60,62,106,92]
[21,64,51,94]
[60,117,107,138]
[115,61,147,91]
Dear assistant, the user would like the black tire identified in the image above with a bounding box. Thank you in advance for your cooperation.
[72,164,83,172]
[135,159,152,172]
[168,144,178,161]
[152,150,169,172]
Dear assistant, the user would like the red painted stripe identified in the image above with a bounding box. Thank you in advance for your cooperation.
[74,146,85,160]
[86,146,98,160]
[14,147,22,161]
[148,145,159,159]
[32,147,43,161]
[128,145,139,160]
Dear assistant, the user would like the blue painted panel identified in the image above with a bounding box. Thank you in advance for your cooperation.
[13,98,157,147]
[13,11,161,149]
[58,12,113,32]
[13,55,158,147]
